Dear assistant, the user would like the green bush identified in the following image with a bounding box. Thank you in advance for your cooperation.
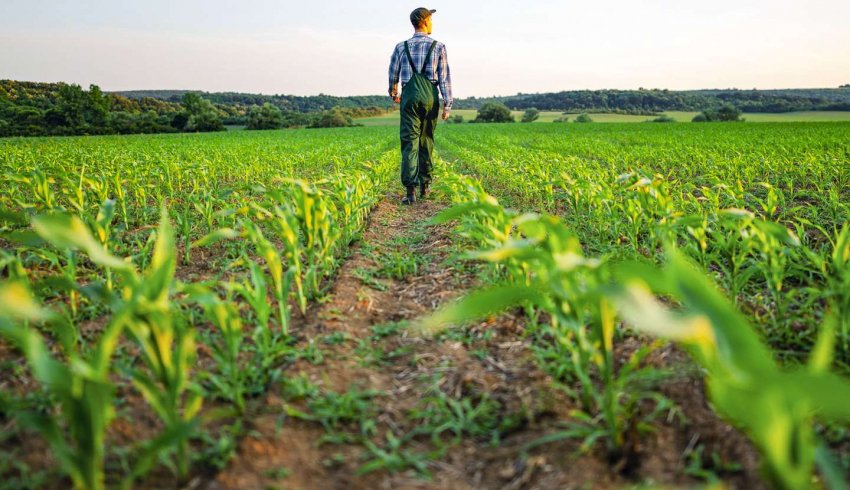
[309,107,355,128]
[648,115,676,123]
[473,102,514,123]
[521,108,540,123]
[694,104,743,123]
[574,113,593,123]
[246,103,284,130]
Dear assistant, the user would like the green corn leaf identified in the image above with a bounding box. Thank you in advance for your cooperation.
[418,284,545,335]
[815,444,850,490]
[95,199,115,229]
[428,201,502,225]
[664,248,776,373]
[143,207,176,302]
[615,283,716,348]
[0,208,29,224]
[1,229,45,246]
[752,219,801,247]
[191,227,239,248]
[809,314,836,373]
[782,370,850,422]
[32,213,132,271]
[0,281,51,322]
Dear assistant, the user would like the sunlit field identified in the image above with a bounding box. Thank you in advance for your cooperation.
[2,122,850,488]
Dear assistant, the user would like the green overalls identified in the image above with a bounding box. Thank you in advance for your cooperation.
[400,40,440,191]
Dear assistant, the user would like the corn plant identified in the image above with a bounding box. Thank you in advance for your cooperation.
[25,208,201,486]
[117,209,202,481]
[0,208,139,490]
[614,249,850,490]
[185,285,247,413]
[284,179,340,298]
[0,281,117,490]
[226,258,290,371]
[426,197,667,459]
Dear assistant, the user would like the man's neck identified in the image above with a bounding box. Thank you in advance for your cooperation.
[414,29,428,35]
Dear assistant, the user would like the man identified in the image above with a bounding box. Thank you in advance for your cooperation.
[388,7,452,204]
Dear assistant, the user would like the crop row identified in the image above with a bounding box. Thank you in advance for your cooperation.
[439,123,850,367]
[0,128,396,488]
[424,162,850,490]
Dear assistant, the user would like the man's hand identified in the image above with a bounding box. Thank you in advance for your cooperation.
[441,109,450,121]
[393,94,401,104]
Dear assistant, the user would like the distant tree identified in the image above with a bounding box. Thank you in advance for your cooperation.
[521,107,540,123]
[107,111,137,134]
[574,113,593,123]
[52,84,88,131]
[246,103,284,130]
[309,107,354,128]
[186,111,225,132]
[553,116,569,123]
[181,92,204,114]
[86,84,110,127]
[473,102,514,123]
[170,112,190,131]
[841,84,850,88]
[280,110,313,128]
[181,92,224,132]
[450,114,464,124]
[713,104,743,121]
[693,104,743,122]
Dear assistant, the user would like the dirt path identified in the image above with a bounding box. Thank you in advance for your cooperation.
[209,194,763,490]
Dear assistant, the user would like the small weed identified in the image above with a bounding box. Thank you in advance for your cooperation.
[471,348,489,361]
[289,387,381,438]
[263,466,291,480]
[370,321,407,340]
[321,331,350,345]
[298,339,325,365]
[374,250,421,280]
[352,268,388,291]
[408,377,508,447]
[280,373,318,401]
[357,431,433,477]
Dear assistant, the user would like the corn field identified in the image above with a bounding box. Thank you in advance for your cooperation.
[1,123,850,489]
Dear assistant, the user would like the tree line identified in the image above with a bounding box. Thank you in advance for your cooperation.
[4,80,850,137]
[117,90,393,114]
[0,81,386,137]
[0,81,226,137]
[458,88,850,114]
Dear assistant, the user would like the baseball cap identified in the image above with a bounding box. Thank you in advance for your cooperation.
[410,7,436,26]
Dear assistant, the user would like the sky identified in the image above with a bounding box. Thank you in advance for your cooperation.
[1,0,849,98]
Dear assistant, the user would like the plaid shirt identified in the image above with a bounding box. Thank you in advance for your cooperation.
[388,32,453,111]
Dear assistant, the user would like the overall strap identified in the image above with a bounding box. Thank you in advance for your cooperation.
[404,40,439,75]
[421,41,438,74]
[403,41,418,74]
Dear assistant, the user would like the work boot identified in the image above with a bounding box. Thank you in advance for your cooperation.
[401,186,416,205]
[419,182,430,199]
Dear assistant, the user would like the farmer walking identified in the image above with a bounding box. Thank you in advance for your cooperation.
[388,7,453,204]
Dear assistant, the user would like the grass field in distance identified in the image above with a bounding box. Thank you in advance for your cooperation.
[357,109,850,125]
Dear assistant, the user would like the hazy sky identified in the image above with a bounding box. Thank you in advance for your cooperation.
[2,0,849,97]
